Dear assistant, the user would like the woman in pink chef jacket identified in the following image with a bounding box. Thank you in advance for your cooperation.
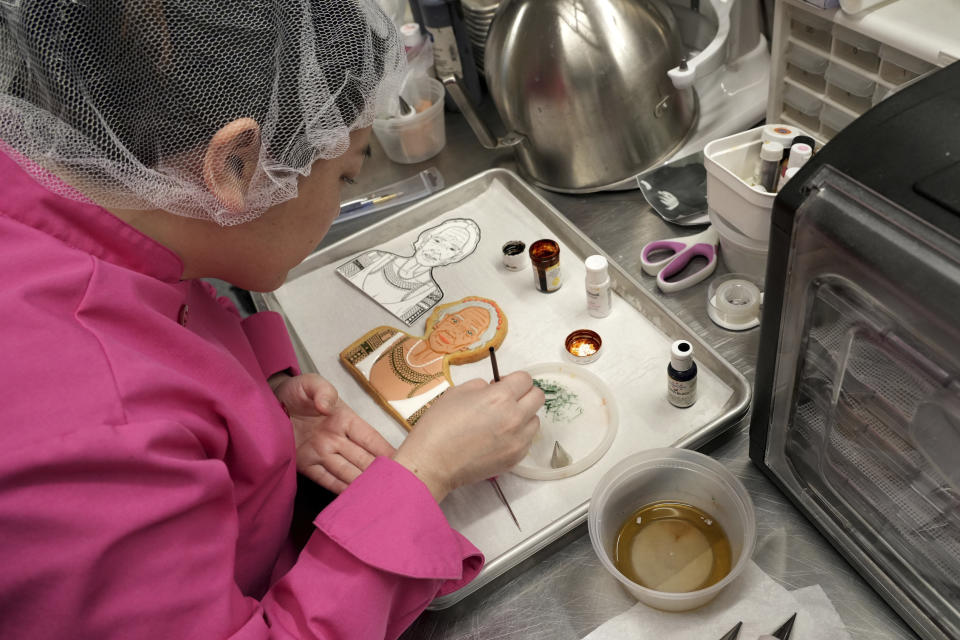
[0,2,543,639]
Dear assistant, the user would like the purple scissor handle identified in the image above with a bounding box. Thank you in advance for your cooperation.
[640,226,718,293]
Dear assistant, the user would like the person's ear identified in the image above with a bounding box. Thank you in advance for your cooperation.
[202,118,261,213]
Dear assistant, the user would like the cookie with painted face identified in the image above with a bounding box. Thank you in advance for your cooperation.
[340,296,507,430]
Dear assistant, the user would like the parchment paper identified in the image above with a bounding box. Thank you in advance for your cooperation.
[581,562,852,640]
[273,179,735,564]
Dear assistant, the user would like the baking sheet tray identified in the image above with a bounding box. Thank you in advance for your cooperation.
[252,168,751,608]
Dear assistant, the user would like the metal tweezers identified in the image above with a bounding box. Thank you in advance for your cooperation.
[718,613,797,640]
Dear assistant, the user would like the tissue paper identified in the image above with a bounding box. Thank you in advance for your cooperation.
[581,561,851,640]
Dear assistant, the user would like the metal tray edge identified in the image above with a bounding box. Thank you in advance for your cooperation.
[252,167,753,609]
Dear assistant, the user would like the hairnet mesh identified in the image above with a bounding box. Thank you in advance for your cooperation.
[0,0,405,226]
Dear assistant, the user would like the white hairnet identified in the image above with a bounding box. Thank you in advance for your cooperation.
[0,0,405,226]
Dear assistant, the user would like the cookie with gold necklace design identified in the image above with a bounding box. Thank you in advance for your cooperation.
[340,296,507,430]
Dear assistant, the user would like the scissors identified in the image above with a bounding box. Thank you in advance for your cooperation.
[640,226,718,293]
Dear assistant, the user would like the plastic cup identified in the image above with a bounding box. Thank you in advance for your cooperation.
[373,76,446,164]
[587,447,756,611]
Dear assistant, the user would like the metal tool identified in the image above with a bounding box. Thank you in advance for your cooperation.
[487,347,521,531]
[717,621,742,640]
[640,226,718,293]
[550,441,572,468]
[397,95,416,117]
[759,613,797,640]
[718,612,797,640]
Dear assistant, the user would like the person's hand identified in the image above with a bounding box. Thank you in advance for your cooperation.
[271,373,396,494]
[392,371,544,502]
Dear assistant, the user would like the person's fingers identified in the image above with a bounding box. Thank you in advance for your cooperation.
[318,451,366,487]
[456,378,488,392]
[296,374,338,415]
[516,382,546,417]
[493,370,534,398]
[331,436,380,472]
[302,463,349,495]
[345,413,396,458]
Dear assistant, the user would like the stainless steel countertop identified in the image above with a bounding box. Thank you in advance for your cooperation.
[331,106,918,640]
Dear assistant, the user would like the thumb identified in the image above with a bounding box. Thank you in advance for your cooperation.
[283,374,338,416]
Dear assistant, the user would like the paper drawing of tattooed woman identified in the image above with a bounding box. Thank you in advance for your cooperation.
[336,218,481,325]
[340,296,507,430]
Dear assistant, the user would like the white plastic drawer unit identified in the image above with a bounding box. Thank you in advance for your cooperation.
[756,165,960,640]
[767,0,957,141]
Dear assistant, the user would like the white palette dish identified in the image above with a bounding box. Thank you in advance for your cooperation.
[513,362,619,481]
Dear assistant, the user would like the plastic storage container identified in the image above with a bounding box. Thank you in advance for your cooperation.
[789,10,832,51]
[587,448,756,612]
[372,76,446,164]
[786,43,829,91]
[825,62,876,112]
[708,208,770,282]
[879,44,936,85]
[704,125,813,240]
[819,102,857,138]
[832,24,881,72]
[782,83,822,130]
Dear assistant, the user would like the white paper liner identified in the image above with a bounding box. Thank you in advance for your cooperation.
[274,179,735,566]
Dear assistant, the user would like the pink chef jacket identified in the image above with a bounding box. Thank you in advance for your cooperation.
[0,149,482,639]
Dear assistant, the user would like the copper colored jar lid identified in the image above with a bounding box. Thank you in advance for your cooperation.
[565,329,602,364]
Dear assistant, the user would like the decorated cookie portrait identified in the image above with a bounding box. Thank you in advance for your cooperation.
[340,296,507,430]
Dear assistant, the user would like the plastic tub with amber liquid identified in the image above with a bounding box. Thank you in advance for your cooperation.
[587,448,756,611]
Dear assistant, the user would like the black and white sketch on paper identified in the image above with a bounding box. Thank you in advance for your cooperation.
[336,218,481,325]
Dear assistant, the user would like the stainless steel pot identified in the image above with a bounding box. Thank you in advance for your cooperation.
[444,0,698,193]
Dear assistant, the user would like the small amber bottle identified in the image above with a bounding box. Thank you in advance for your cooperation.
[529,239,562,293]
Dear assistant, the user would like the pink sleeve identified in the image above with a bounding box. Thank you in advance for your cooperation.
[242,311,302,378]
[0,429,480,640]
[264,458,483,638]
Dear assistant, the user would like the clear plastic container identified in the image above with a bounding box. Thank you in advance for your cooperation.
[879,44,936,85]
[832,25,881,72]
[786,41,830,75]
[587,448,756,612]
[789,10,833,51]
[786,62,827,93]
[819,102,858,137]
[825,62,876,112]
[783,83,823,130]
[786,42,829,92]
[372,76,446,164]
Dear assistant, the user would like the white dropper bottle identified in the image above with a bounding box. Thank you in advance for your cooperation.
[585,255,612,318]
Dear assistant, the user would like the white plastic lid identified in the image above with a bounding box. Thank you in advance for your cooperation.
[761,124,796,148]
[585,254,609,285]
[400,23,423,48]
[787,143,813,170]
[671,340,693,371]
[760,141,784,162]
